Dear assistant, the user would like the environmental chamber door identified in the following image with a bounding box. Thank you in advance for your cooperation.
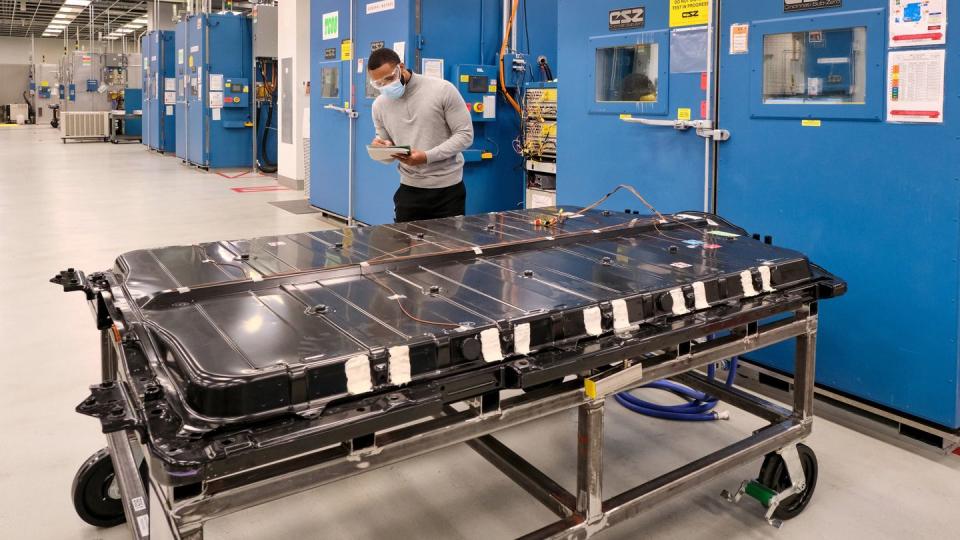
[556,0,719,213]
[310,1,354,218]
[716,0,960,429]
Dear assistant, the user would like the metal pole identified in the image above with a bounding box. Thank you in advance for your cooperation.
[347,0,355,225]
[251,15,257,175]
[793,311,818,420]
[575,400,604,523]
[702,0,715,213]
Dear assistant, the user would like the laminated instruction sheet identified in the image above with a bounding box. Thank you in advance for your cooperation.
[889,0,947,47]
[886,48,946,123]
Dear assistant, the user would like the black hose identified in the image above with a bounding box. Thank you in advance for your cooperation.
[256,100,277,173]
[22,91,35,124]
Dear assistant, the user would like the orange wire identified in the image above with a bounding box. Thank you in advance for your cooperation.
[499,0,522,115]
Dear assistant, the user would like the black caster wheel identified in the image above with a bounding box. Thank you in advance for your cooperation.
[758,443,818,521]
[71,447,148,527]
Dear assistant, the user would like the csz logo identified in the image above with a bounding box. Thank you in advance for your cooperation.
[609,6,645,31]
[784,0,842,12]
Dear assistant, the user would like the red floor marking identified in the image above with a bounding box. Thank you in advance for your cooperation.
[230,185,290,193]
[217,170,253,179]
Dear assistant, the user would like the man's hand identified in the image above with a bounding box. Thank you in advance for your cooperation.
[371,137,393,147]
[395,149,428,166]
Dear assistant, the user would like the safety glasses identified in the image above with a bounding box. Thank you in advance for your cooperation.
[370,66,401,89]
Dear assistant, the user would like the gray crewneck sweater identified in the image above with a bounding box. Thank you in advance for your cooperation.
[372,73,474,189]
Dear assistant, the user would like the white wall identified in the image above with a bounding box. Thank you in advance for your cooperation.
[0,37,67,65]
[278,0,310,188]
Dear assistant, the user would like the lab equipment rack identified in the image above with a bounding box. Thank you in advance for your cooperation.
[55,207,843,539]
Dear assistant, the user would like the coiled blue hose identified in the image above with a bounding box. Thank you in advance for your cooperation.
[614,358,739,421]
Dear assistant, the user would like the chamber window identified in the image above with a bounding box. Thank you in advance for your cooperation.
[595,43,659,103]
[320,66,339,98]
[365,69,378,99]
[763,27,866,104]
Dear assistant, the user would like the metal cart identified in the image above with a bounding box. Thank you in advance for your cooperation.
[55,208,844,539]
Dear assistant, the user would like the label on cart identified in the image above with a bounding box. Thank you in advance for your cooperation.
[729,24,749,54]
[136,515,150,536]
[131,496,146,511]
[366,0,395,14]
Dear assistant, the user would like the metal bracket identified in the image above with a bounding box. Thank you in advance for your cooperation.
[77,381,141,434]
[324,104,359,119]
[620,116,730,141]
[51,268,94,298]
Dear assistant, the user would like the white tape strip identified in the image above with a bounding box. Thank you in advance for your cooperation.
[360,261,370,267]
[545,236,555,241]
[176,287,190,294]
[514,323,531,355]
[480,328,504,362]
[692,281,710,310]
[388,346,411,385]
[592,229,602,234]
[758,265,775,293]
[249,271,263,282]
[345,355,373,395]
[473,246,483,255]
[741,270,759,297]
[611,299,631,332]
[583,306,603,336]
[670,288,690,315]
[387,294,406,300]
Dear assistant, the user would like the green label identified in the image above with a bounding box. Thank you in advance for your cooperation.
[322,11,339,40]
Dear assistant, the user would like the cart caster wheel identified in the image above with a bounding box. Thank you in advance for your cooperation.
[758,443,818,521]
[71,447,148,527]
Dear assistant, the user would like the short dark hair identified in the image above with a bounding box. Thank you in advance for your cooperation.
[368,48,401,71]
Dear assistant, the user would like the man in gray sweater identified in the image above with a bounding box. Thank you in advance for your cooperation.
[368,48,474,223]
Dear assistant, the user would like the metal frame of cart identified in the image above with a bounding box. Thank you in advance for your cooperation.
[84,296,821,540]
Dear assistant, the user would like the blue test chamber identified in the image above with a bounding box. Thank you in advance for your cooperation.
[124,88,142,137]
[717,0,960,430]
[142,30,177,153]
[175,20,189,160]
[556,0,713,213]
[176,12,253,169]
[309,0,558,224]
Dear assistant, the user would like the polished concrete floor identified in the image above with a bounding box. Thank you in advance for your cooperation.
[1,126,959,539]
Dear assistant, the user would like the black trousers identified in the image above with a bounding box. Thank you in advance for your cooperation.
[393,181,467,223]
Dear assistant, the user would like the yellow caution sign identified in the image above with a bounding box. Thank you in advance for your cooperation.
[460,75,470,82]
[341,39,352,61]
[802,119,822,127]
[670,0,709,27]
[677,108,692,121]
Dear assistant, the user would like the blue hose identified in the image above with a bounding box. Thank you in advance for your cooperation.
[615,358,739,421]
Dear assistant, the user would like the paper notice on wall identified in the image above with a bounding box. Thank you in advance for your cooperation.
[890,0,947,47]
[366,0,395,14]
[886,49,945,124]
[422,58,444,80]
[164,91,176,105]
[210,73,224,92]
[393,41,406,63]
[166,105,174,116]
[178,48,184,65]
[165,77,176,91]
[209,91,224,109]
[212,108,221,121]
[483,94,496,119]
[730,23,749,54]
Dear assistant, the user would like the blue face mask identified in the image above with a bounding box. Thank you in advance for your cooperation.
[380,78,406,100]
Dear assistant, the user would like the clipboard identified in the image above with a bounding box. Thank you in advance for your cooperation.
[367,145,411,161]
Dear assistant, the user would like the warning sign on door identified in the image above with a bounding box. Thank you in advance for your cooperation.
[670,0,709,27]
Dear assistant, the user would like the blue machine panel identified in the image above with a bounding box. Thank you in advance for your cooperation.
[309,0,557,224]
[181,12,253,169]
[143,30,177,153]
[124,88,142,137]
[175,20,189,160]
[556,0,710,213]
[453,64,498,123]
[718,0,960,429]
